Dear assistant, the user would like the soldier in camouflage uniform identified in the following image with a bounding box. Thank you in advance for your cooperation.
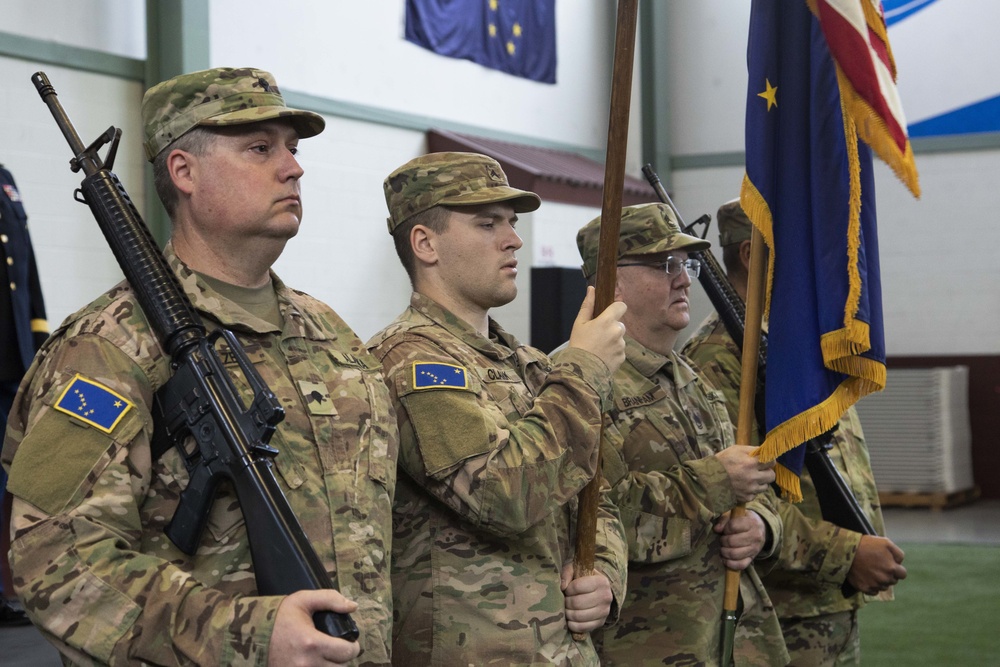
[682,199,907,666]
[368,152,629,665]
[577,203,790,666]
[1,68,398,666]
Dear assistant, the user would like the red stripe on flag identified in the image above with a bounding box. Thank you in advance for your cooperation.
[817,1,908,152]
[867,26,891,72]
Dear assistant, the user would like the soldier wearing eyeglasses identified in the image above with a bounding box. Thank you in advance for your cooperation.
[576,203,789,666]
[683,200,905,665]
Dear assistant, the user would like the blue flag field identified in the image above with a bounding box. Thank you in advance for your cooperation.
[740,0,919,498]
[405,0,556,84]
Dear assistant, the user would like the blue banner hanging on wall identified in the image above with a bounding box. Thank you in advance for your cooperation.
[405,0,557,84]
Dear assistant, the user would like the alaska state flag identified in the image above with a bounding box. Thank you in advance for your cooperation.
[405,0,557,84]
[740,0,918,499]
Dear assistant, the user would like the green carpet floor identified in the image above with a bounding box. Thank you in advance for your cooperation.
[858,542,1000,665]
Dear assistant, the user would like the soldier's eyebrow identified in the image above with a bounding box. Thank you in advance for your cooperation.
[473,204,517,223]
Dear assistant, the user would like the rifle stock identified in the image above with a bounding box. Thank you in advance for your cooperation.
[641,165,875,596]
[33,71,359,640]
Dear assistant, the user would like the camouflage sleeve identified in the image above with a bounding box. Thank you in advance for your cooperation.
[592,463,628,623]
[687,335,869,584]
[600,424,737,564]
[747,487,784,571]
[833,407,888,537]
[5,334,282,666]
[771,487,862,586]
[381,339,611,537]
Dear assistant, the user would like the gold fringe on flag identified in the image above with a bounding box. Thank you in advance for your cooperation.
[836,66,921,198]
[821,319,871,359]
[739,174,776,318]
[774,463,803,503]
[841,92,865,328]
[755,376,876,478]
[739,83,888,483]
[861,0,897,77]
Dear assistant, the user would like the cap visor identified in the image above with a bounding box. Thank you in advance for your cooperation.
[199,107,325,138]
[640,232,712,255]
[439,186,541,213]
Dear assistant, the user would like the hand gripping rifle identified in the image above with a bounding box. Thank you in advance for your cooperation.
[33,72,359,641]
[641,166,875,595]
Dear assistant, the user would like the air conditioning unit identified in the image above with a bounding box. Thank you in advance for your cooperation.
[854,366,974,497]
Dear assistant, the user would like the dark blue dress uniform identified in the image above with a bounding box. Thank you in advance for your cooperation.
[1,163,48,380]
[1,163,47,622]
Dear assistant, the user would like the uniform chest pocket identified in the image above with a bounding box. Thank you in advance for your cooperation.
[310,362,396,488]
[616,418,695,563]
[355,369,397,489]
[624,410,701,470]
[703,389,735,449]
[478,366,532,420]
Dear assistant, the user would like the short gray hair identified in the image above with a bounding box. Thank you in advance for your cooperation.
[151,126,218,219]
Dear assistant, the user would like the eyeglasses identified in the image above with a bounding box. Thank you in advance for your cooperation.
[617,256,701,279]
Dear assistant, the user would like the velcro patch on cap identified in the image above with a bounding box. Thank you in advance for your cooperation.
[53,374,133,433]
[412,362,468,390]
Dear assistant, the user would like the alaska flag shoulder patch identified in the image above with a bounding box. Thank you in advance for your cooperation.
[412,362,469,390]
[53,374,133,433]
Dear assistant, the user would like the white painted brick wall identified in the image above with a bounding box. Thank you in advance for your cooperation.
[4,2,997,358]
[670,157,1000,357]
[1,57,141,331]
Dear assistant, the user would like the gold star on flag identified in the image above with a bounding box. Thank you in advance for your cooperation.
[513,22,522,37]
[489,0,498,10]
[489,23,497,37]
[758,78,777,111]
[507,41,515,55]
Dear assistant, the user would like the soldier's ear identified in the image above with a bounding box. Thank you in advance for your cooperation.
[411,224,438,267]
[614,274,626,301]
[739,239,752,273]
[167,149,195,196]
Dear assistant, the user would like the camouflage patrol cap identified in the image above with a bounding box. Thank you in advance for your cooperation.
[383,152,541,233]
[141,67,325,161]
[576,202,711,279]
[717,198,753,246]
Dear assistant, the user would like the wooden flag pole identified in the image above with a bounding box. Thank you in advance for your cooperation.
[572,0,638,640]
[720,224,769,663]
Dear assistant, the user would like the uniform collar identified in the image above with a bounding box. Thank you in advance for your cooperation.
[165,241,334,341]
[625,335,699,389]
[409,292,519,361]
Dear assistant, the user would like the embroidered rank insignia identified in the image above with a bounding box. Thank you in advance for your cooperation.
[297,380,336,416]
[54,374,133,433]
[688,406,707,434]
[2,184,20,202]
[413,362,468,390]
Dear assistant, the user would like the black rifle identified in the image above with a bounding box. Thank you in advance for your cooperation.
[642,166,876,591]
[33,71,359,641]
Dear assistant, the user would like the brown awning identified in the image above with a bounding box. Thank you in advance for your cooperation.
[427,128,658,208]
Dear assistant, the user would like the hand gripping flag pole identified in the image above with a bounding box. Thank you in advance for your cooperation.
[572,0,638,641]
[720,225,769,665]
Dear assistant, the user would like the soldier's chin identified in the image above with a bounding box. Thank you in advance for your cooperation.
[267,217,301,239]
[493,286,517,308]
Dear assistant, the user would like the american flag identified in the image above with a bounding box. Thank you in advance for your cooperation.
[813,0,920,197]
